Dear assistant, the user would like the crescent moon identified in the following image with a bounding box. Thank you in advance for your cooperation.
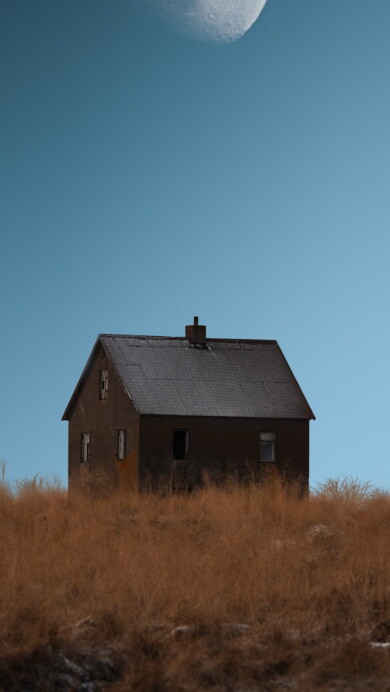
[154,0,268,44]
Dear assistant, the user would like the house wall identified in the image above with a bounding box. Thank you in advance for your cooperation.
[139,416,309,490]
[67,343,139,490]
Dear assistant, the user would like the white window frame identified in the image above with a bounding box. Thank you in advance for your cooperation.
[99,369,108,400]
[260,432,276,462]
[81,432,90,463]
[117,429,126,460]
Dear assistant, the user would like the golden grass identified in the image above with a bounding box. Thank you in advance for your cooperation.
[0,475,389,690]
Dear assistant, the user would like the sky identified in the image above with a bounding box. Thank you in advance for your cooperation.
[1,0,389,490]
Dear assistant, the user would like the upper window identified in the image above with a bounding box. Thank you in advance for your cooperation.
[99,370,108,400]
[117,429,126,460]
[81,432,90,463]
[173,430,189,460]
[260,432,276,462]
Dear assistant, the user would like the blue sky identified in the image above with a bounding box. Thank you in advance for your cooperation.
[1,0,389,489]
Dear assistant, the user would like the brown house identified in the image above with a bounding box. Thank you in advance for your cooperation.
[62,318,315,490]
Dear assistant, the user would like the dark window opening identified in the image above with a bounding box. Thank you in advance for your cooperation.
[99,370,108,400]
[260,432,276,462]
[173,430,189,460]
[81,432,90,463]
[117,429,126,460]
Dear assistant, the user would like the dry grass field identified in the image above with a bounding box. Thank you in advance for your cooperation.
[0,472,389,691]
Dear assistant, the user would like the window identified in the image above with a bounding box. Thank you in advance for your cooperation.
[99,370,108,400]
[260,432,276,462]
[81,432,90,463]
[173,430,189,460]
[117,429,126,460]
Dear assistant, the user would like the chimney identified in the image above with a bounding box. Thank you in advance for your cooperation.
[185,316,206,346]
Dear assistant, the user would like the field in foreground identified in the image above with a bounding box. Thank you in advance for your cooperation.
[0,477,389,691]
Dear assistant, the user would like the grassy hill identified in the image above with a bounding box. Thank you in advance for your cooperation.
[0,475,389,690]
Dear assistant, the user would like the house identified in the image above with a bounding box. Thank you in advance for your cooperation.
[62,318,315,490]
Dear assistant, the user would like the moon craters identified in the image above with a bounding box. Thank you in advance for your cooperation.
[154,0,268,44]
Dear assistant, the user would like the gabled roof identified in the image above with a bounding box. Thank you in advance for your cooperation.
[63,334,315,421]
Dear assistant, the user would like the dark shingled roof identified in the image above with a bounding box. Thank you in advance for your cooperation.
[88,334,314,420]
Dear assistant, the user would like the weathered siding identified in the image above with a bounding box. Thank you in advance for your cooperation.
[139,416,309,489]
[67,344,139,490]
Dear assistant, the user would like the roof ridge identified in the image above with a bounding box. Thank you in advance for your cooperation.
[100,334,277,344]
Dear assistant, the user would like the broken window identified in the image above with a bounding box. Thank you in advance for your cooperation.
[117,429,126,460]
[260,432,276,462]
[173,430,189,460]
[81,432,90,463]
[99,370,108,400]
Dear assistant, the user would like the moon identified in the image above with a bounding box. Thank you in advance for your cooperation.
[153,0,268,44]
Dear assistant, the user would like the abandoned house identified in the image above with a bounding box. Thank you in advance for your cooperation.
[62,318,315,490]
